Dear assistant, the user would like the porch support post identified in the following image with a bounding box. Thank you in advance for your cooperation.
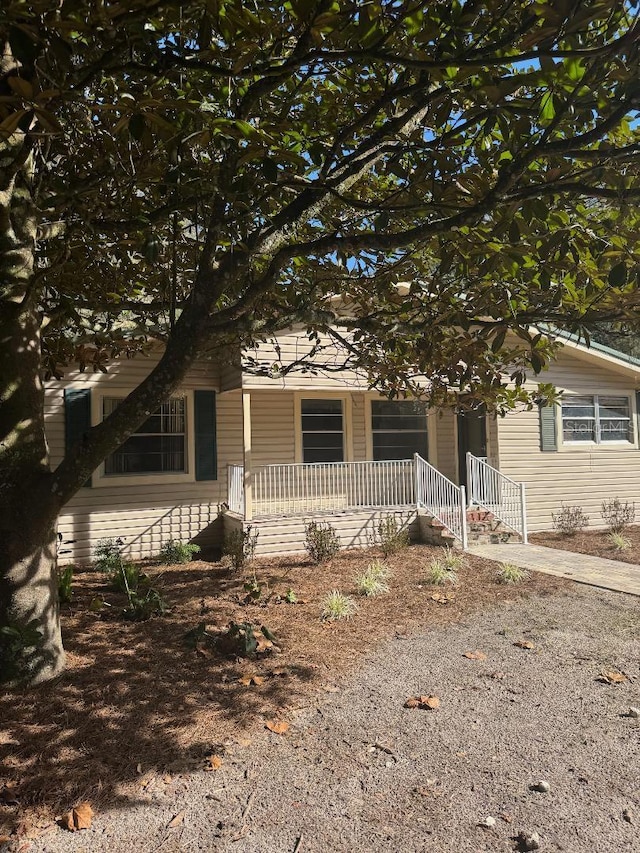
[520,482,528,544]
[459,485,468,550]
[242,391,253,522]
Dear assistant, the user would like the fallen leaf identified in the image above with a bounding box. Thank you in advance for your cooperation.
[463,650,487,661]
[238,674,253,686]
[252,675,265,686]
[489,671,506,680]
[205,754,223,771]
[265,720,290,735]
[598,670,628,684]
[255,636,273,653]
[60,802,94,832]
[73,803,94,831]
[513,640,535,649]
[404,695,439,710]
[167,810,185,829]
[431,592,455,604]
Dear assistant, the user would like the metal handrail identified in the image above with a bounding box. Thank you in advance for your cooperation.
[414,453,468,548]
[466,453,528,542]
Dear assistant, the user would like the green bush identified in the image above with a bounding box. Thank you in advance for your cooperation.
[57,564,74,604]
[159,539,201,564]
[224,525,259,571]
[496,563,530,584]
[304,521,340,563]
[608,531,632,552]
[93,537,125,574]
[0,619,45,685]
[375,516,410,557]
[123,587,168,621]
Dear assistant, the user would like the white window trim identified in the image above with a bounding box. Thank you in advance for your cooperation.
[364,394,432,462]
[558,391,638,450]
[92,388,197,487]
[294,392,353,464]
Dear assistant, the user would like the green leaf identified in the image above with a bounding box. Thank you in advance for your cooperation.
[540,92,555,121]
[608,262,627,288]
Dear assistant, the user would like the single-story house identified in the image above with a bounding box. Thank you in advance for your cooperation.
[48,328,640,564]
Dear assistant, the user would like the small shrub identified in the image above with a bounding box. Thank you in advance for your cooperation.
[356,559,391,597]
[112,562,143,595]
[215,622,278,657]
[159,539,201,564]
[283,588,298,604]
[497,563,530,584]
[304,521,340,563]
[0,619,45,685]
[224,525,259,571]
[608,531,632,552]
[321,590,357,621]
[375,516,410,558]
[551,504,589,536]
[57,565,74,604]
[601,498,635,533]
[123,587,168,621]
[243,572,263,601]
[426,555,459,586]
[93,537,125,574]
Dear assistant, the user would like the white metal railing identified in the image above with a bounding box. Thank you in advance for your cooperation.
[415,453,468,548]
[466,453,528,543]
[227,464,245,515]
[252,459,415,517]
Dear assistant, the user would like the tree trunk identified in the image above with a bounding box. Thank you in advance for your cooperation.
[0,521,64,685]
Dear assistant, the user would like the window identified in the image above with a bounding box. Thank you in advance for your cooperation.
[301,398,344,462]
[104,397,187,474]
[371,399,428,460]
[561,395,632,445]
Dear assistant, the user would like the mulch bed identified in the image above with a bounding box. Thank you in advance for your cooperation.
[0,544,568,839]
[531,525,640,565]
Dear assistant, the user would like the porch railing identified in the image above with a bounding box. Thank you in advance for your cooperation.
[227,464,245,515]
[466,453,527,543]
[414,454,467,548]
[252,459,415,518]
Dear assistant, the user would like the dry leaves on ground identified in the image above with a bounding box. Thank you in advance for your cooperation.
[404,695,440,710]
[513,640,535,650]
[60,802,93,832]
[462,650,487,661]
[204,754,223,771]
[167,810,185,829]
[265,720,290,734]
[597,670,628,685]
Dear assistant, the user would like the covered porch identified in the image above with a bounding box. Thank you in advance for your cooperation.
[222,389,527,553]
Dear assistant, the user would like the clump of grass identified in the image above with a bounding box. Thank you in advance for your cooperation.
[427,557,458,586]
[440,546,465,572]
[159,539,201,564]
[356,559,391,597]
[496,563,530,584]
[608,531,632,552]
[321,590,357,621]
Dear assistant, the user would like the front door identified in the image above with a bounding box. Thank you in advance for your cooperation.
[457,406,487,487]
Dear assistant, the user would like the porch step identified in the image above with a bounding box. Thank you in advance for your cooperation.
[419,508,522,546]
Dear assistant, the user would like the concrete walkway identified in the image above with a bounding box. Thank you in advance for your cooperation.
[469,542,640,597]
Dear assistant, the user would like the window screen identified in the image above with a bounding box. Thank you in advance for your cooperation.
[371,400,428,460]
[104,397,186,474]
[301,399,344,463]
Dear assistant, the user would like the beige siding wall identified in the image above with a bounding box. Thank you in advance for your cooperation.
[250,391,296,467]
[47,354,245,564]
[497,347,640,532]
[242,327,371,390]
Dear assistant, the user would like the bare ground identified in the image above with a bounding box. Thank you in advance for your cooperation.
[2,546,639,852]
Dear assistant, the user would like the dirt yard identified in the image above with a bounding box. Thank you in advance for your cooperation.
[531,525,640,566]
[1,545,639,852]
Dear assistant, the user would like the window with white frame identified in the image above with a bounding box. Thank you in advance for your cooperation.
[371,399,428,460]
[103,397,187,474]
[561,395,633,444]
[300,398,344,463]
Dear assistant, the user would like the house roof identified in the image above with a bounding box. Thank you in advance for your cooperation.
[550,329,640,380]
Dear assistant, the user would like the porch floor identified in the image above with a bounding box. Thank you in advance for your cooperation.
[469,543,640,597]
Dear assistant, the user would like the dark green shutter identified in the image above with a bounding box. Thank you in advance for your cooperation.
[194,390,217,480]
[64,388,92,487]
[539,403,557,452]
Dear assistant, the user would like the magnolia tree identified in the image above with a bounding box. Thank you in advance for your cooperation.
[1,0,639,683]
